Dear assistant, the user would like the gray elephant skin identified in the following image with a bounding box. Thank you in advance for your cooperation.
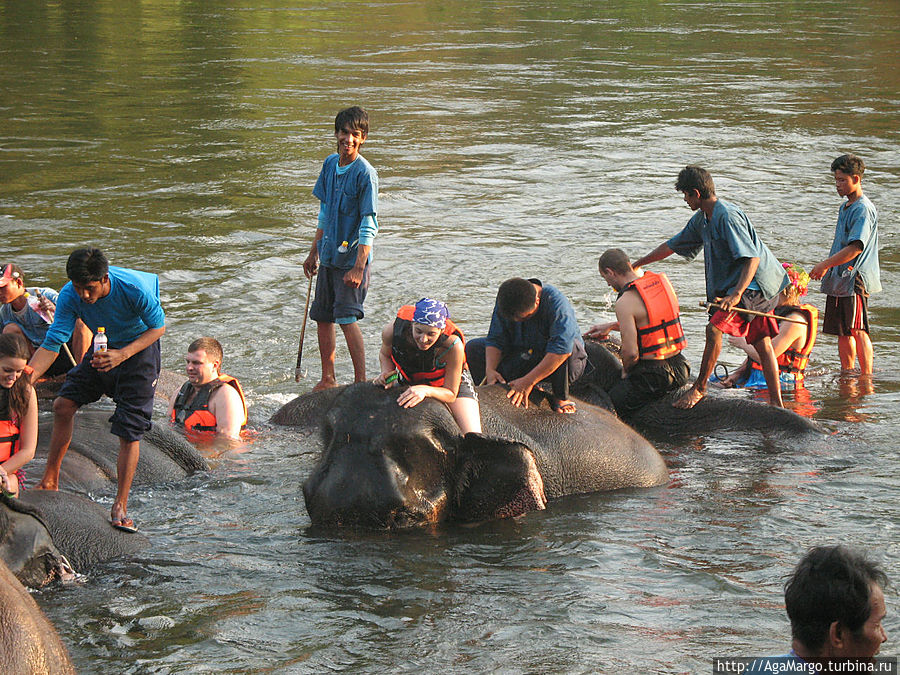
[570,340,822,439]
[1,410,206,587]
[272,382,668,528]
[0,490,149,589]
[0,558,75,674]
[30,408,209,495]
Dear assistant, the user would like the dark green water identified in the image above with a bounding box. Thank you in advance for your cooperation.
[2,0,898,672]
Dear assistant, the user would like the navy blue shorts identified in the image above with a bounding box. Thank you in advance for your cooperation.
[57,340,161,442]
[309,265,369,324]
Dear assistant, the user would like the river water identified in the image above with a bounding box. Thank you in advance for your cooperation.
[2,0,898,672]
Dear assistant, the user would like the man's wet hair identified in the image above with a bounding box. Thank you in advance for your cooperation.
[188,337,224,366]
[599,249,632,276]
[785,545,888,652]
[66,247,109,285]
[497,278,538,320]
[831,154,865,178]
[334,106,369,136]
[675,166,716,199]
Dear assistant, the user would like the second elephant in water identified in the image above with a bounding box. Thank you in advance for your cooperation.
[272,382,668,528]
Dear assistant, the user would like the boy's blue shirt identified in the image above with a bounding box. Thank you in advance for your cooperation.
[0,287,59,346]
[41,266,165,352]
[667,198,788,302]
[485,282,583,357]
[313,153,379,270]
[822,194,881,296]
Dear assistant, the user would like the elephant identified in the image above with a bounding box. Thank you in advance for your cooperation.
[569,340,823,439]
[29,409,209,495]
[0,558,75,674]
[272,381,668,528]
[0,490,149,589]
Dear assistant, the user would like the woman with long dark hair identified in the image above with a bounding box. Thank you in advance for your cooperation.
[0,333,38,496]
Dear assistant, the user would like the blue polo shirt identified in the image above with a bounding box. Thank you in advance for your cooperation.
[485,280,583,357]
[667,199,788,301]
[41,266,165,352]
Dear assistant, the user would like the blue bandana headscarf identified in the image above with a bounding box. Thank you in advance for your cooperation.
[413,298,449,330]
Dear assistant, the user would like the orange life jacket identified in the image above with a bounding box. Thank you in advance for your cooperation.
[171,375,248,433]
[0,389,19,463]
[391,305,465,388]
[621,271,686,359]
[751,304,818,378]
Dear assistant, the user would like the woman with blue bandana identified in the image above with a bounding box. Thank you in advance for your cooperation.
[374,298,481,434]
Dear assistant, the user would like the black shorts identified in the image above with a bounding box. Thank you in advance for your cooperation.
[456,369,477,400]
[823,293,869,336]
[309,265,369,324]
[43,340,80,378]
[609,352,691,420]
[57,341,161,442]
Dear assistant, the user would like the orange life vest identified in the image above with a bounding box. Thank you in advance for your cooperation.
[751,304,818,378]
[391,305,465,388]
[171,375,248,433]
[621,271,686,359]
[0,389,19,463]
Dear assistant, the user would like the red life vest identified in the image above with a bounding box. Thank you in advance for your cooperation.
[0,389,19,463]
[751,304,818,378]
[390,305,465,388]
[171,375,248,433]
[621,271,686,359]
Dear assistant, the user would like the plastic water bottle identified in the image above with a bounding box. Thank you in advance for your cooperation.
[93,327,108,353]
[337,240,349,253]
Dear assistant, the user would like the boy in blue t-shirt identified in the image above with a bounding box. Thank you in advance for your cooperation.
[810,154,880,375]
[303,106,378,391]
[632,166,789,409]
[28,247,166,534]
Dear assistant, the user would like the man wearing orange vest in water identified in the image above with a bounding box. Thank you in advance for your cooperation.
[586,249,690,420]
[168,337,247,440]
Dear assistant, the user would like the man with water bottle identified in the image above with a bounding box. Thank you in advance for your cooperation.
[0,262,91,375]
[27,247,166,533]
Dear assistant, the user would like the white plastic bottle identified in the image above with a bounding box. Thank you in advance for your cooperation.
[93,327,108,353]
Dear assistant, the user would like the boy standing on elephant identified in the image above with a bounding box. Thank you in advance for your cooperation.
[632,166,788,409]
[302,106,379,391]
[27,247,165,533]
[586,249,690,419]
[809,154,880,375]
[466,277,586,413]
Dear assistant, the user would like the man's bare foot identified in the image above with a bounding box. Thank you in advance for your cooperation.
[35,479,59,491]
[312,377,338,392]
[673,387,705,409]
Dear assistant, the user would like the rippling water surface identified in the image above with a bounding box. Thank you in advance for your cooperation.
[2,0,899,672]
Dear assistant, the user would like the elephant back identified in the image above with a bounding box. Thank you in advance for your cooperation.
[18,490,149,574]
[476,385,667,498]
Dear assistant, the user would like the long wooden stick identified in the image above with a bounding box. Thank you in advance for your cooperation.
[294,274,315,382]
[699,301,807,325]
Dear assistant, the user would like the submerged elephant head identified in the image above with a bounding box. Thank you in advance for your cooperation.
[300,384,546,528]
[0,493,71,588]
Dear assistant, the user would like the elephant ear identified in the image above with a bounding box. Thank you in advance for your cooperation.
[452,433,547,523]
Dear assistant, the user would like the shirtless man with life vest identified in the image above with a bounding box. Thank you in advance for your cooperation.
[585,249,691,420]
[168,337,247,440]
